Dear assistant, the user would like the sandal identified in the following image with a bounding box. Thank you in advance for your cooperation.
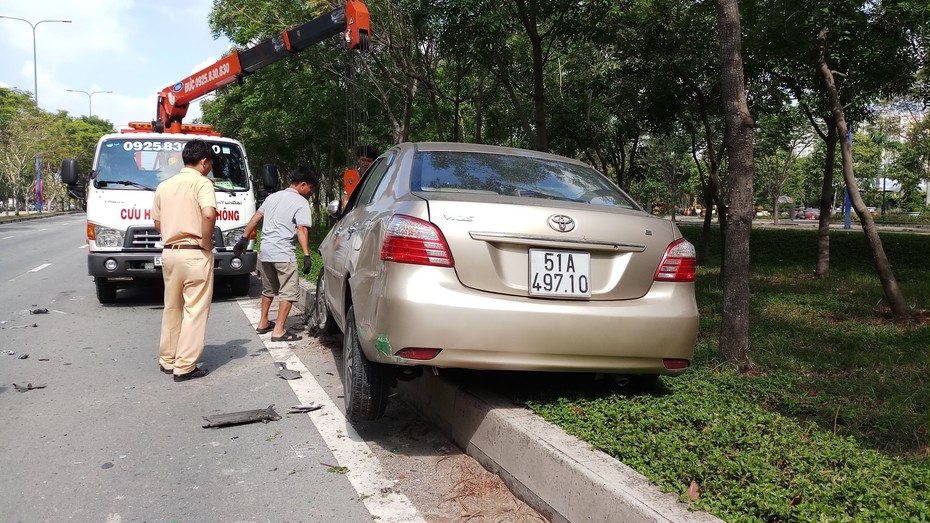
[256,321,275,334]
[271,331,302,342]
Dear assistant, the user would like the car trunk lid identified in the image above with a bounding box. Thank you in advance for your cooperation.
[426,198,678,300]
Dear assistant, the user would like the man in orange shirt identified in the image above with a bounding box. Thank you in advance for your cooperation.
[152,139,218,382]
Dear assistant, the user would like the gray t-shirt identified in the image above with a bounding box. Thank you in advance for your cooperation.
[257,187,313,262]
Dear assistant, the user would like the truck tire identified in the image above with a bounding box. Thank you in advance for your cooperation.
[229,274,251,296]
[95,278,116,304]
[342,305,389,422]
[309,270,338,335]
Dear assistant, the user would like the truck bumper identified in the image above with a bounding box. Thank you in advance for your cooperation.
[88,251,258,279]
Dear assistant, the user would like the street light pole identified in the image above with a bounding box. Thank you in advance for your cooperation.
[67,89,113,117]
[0,15,72,214]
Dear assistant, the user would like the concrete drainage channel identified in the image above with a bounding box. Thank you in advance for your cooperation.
[297,280,721,523]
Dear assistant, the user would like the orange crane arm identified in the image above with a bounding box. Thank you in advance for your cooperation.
[153,1,369,133]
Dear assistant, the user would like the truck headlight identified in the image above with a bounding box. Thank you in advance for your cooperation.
[95,225,124,247]
[223,226,246,248]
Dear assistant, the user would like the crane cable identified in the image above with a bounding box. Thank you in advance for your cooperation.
[344,35,370,202]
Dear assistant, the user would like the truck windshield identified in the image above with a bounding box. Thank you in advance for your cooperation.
[95,138,250,192]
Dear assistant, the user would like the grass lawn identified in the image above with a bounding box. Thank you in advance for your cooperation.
[520,226,930,522]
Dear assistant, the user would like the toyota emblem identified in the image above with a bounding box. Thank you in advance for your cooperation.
[548,214,575,233]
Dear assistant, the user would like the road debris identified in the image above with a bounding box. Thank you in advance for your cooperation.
[275,362,301,380]
[13,382,47,393]
[202,405,280,428]
[30,308,49,315]
[289,403,323,414]
[18,354,28,359]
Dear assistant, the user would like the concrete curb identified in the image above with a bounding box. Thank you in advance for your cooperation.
[296,280,721,523]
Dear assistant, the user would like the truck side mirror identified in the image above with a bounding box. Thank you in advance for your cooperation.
[262,164,279,192]
[61,159,79,185]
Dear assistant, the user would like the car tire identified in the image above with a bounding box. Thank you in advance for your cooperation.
[229,274,251,296]
[95,278,116,304]
[342,305,389,422]
[309,270,338,335]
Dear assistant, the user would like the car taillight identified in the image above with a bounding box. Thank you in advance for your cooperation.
[381,215,454,267]
[653,238,696,282]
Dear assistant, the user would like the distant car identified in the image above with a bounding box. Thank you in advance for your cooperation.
[311,142,700,421]
[795,208,821,220]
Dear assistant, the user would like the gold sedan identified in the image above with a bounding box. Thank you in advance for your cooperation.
[312,142,698,422]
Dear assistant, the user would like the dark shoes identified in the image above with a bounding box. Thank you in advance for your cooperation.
[256,321,276,334]
[173,367,210,382]
[159,365,173,374]
[271,331,302,342]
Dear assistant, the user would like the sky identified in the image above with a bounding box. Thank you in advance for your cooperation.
[0,0,234,130]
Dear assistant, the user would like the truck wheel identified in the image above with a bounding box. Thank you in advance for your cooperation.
[309,270,337,335]
[95,278,116,304]
[229,274,251,296]
[342,305,389,422]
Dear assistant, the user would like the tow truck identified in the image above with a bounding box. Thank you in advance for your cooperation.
[61,2,370,303]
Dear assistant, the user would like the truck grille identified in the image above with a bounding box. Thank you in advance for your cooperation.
[128,227,162,249]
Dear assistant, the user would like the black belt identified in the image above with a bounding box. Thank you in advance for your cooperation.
[165,244,202,250]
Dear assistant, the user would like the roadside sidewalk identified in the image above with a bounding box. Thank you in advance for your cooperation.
[295,280,721,523]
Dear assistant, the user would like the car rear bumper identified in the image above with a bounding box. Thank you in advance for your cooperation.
[354,264,699,374]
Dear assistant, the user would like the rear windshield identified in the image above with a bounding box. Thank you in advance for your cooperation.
[411,151,641,210]
[94,138,249,192]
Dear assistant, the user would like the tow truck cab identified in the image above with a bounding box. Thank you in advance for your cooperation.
[61,124,274,304]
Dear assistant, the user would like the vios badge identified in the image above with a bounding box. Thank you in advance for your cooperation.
[173,82,184,93]
[548,214,575,233]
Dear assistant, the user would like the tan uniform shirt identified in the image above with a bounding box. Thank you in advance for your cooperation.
[152,167,216,245]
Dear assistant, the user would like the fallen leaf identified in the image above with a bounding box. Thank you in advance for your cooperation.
[790,495,802,507]
[686,480,701,501]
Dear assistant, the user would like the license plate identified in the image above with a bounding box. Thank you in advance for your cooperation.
[529,249,591,297]
[154,256,162,267]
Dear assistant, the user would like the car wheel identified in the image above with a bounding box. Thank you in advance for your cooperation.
[95,278,116,304]
[342,305,389,422]
[309,270,338,335]
[229,274,251,296]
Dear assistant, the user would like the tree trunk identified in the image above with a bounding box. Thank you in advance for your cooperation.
[817,29,909,318]
[513,0,548,152]
[715,0,754,369]
[815,118,838,279]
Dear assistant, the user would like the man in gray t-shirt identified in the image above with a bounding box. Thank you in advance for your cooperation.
[235,167,316,342]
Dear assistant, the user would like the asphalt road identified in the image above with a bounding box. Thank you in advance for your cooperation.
[0,215,541,523]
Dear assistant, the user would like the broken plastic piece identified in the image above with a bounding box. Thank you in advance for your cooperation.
[13,382,47,392]
[277,368,302,380]
[289,403,323,414]
[202,405,280,428]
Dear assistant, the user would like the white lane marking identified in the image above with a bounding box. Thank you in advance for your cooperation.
[1,236,13,240]
[237,297,426,523]
[30,264,51,272]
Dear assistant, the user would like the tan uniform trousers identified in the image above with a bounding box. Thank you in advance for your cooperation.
[159,248,214,375]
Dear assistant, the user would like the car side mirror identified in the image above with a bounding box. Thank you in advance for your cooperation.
[326,199,342,218]
[262,164,279,192]
[61,159,79,185]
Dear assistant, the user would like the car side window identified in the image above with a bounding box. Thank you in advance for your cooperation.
[355,157,390,206]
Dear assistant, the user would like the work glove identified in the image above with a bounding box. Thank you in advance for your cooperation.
[233,237,249,257]
[302,256,313,275]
